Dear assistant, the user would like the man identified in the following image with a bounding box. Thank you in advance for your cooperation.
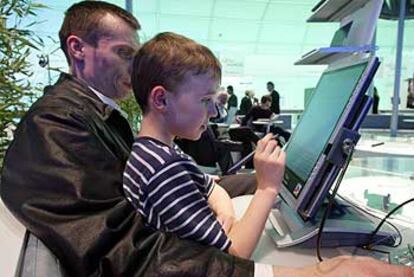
[226,85,238,124]
[211,90,229,123]
[226,85,238,110]
[267,81,280,114]
[241,95,273,128]
[239,90,253,116]
[0,1,411,276]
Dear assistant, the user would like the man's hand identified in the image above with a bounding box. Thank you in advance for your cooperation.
[274,256,414,277]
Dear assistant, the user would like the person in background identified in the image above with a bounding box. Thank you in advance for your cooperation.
[267,81,280,114]
[226,85,238,124]
[239,89,254,116]
[211,90,229,123]
[253,95,259,106]
[242,95,291,144]
[372,86,380,114]
[242,95,274,128]
[227,85,237,110]
[1,1,412,276]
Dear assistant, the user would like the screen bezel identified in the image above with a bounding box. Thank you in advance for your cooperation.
[279,57,379,220]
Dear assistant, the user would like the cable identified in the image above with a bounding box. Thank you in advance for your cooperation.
[366,197,414,249]
[336,194,402,249]
[316,143,355,262]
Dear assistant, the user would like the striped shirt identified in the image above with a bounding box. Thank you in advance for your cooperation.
[123,137,231,251]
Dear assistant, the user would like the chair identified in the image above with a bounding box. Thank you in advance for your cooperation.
[175,125,241,174]
[228,127,260,169]
[15,231,66,277]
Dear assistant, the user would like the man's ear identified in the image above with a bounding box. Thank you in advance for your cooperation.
[66,35,85,62]
[150,86,168,111]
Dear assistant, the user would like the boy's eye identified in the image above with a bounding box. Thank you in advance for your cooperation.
[201,98,213,106]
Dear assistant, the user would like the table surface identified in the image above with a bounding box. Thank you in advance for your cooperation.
[232,194,414,267]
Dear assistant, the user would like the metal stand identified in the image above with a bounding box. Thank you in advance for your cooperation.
[267,132,398,248]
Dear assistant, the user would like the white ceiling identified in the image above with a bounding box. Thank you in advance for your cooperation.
[133,0,334,55]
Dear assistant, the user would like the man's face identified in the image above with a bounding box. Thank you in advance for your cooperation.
[262,101,271,110]
[267,83,274,92]
[82,14,140,100]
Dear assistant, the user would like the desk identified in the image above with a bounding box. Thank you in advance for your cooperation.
[252,119,284,134]
[232,194,413,267]
[355,138,414,158]
[252,120,284,126]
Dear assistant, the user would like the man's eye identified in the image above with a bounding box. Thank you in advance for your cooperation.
[117,49,133,60]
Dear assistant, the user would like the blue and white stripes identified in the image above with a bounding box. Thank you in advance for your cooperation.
[123,137,231,251]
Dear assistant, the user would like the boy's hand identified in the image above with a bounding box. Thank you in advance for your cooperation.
[209,175,221,183]
[216,213,236,234]
[254,133,285,195]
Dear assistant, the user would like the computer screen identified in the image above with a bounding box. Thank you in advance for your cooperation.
[280,58,379,220]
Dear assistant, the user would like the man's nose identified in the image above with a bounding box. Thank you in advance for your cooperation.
[128,59,134,76]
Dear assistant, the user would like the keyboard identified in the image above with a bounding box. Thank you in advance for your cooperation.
[389,244,414,267]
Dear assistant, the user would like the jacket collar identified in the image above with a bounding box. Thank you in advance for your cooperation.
[46,73,119,120]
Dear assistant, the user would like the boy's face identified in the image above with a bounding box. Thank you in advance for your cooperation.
[165,72,219,141]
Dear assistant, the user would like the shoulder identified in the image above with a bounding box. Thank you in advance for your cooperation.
[128,138,197,176]
[26,79,100,127]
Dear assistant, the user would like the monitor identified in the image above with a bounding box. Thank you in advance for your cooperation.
[280,57,379,220]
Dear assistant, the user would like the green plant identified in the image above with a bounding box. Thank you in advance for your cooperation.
[0,0,45,164]
[118,94,142,134]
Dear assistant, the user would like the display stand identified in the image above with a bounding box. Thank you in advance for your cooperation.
[268,128,397,248]
[295,0,382,65]
[267,0,399,248]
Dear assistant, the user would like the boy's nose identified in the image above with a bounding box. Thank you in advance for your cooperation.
[208,101,218,118]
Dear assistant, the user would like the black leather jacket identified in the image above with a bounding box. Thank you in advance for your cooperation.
[0,73,253,276]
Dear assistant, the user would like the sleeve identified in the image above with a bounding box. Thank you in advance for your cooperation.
[242,109,252,126]
[0,106,253,277]
[142,157,231,251]
[205,173,215,197]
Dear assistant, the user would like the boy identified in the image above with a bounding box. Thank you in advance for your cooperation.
[123,32,285,258]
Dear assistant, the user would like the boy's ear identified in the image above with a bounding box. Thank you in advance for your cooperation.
[67,35,86,62]
[150,86,168,111]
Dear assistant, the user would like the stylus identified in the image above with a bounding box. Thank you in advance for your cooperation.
[371,142,385,147]
[226,134,283,175]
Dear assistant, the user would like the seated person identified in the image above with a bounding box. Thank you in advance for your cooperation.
[242,95,291,143]
[241,95,274,129]
[239,90,254,115]
[175,125,234,174]
[210,90,228,123]
[123,32,285,259]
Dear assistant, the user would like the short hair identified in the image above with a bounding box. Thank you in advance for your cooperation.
[267,81,274,87]
[227,85,234,93]
[261,95,272,104]
[132,32,222,113]
[217,91,229,104]
[59,1,140,64]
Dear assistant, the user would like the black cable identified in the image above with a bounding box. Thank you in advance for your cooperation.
[336,194,402,249]
[316,144,355,262]
[366,197,414,249]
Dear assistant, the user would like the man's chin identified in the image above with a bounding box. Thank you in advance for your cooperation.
[118,89,133,100]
